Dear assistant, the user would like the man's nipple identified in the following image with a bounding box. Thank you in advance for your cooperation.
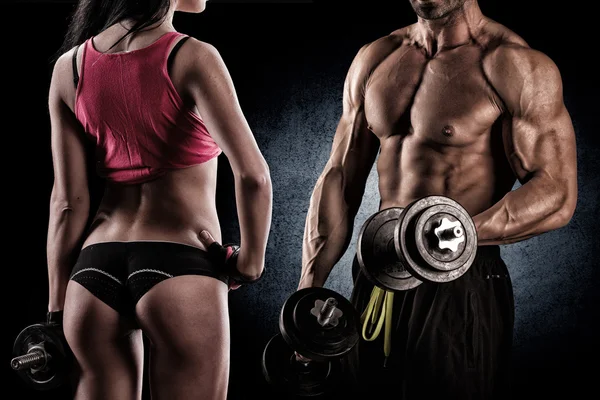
[442,125,454,137]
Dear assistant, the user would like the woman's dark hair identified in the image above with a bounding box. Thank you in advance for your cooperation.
[53,0,172,62]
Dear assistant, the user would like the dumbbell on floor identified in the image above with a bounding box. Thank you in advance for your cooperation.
[11,322,72,391]
[357,195,477,291]
[262,287,360,397]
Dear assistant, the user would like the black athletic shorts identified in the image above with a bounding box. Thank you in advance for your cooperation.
[341,245,514,400]
[69,241,228,316]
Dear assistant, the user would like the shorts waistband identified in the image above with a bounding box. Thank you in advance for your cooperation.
[474,245,501,259]
[82,240,208,252]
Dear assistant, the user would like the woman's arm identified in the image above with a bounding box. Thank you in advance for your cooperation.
[184,39,272,280]
[46,49,90,311]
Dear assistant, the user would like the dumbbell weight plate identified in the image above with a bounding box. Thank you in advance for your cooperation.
[395,196,477,283]
[262,333,343,397]
[279,287,359,362]
[357,207,422,291]
[12,324,69,391]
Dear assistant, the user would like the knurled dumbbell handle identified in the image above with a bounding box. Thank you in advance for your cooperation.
[317,297,338,326]
[11,350,46,371]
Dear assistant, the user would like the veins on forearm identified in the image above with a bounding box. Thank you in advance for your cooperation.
[474,175,567,244]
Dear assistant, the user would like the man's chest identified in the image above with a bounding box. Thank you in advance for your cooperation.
[364,44,503,144]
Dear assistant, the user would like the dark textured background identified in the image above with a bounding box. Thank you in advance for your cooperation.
[4,1,599,399]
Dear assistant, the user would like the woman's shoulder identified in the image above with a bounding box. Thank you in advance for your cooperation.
[51,45,81,88]
[54,45,78,69]
[178,36,223,62]
[174,36,230,79]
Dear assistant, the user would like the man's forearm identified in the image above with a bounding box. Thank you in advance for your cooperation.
[300,216,354,288]
[47,196,89,311]
[299,166,358,289]
[473,175,575,245]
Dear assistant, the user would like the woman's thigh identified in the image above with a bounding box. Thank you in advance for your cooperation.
[63,280,144,400]
[135,275,230,400]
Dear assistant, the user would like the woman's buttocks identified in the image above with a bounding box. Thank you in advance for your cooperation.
[84,161,222,250]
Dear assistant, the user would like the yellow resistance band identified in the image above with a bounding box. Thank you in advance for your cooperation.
[360,286,394,362]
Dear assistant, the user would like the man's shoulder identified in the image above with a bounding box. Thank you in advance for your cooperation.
[479,19,562,109]
[365,24,416,53]
[478,17,529,48]
[388,24,417,41]
[350,24,415,72]
[479,17,554,67]
[480,18,558,81]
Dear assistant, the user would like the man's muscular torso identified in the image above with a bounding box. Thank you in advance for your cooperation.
[299,12,576,288]
[365,20,524,215]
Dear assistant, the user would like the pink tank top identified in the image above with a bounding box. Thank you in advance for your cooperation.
[74,31,222,184]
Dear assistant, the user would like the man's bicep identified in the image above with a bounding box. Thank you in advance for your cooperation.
[507,106,576,184]
[492,47,576,183]
[317,39,382,183]
[330,43,379,171]
[322,104,378,218]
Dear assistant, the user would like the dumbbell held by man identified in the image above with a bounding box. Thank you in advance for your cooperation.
[357,195,478,291]
[262,287,360,397]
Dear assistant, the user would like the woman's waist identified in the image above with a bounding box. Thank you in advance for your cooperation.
[84,205,221,250]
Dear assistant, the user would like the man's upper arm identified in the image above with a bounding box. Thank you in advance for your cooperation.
[48,51,89,204]
[324,42,381,208]
[300,42,383,278]
[484,45,577,208]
